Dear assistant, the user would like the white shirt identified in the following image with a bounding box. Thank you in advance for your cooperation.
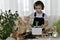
[29,12,48,22]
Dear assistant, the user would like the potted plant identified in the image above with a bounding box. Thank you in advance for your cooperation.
[52,20,60,36]
[0,10,19,40]
[31,21,42,35]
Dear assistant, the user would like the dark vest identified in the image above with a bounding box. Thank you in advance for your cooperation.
[33,12,45,26]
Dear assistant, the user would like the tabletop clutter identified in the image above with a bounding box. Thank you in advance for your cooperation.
[11,17,58,40]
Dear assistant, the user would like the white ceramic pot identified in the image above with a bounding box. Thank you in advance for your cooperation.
[32,28,42,35]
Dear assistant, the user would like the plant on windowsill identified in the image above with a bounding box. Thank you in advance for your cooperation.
[0,10,19,40]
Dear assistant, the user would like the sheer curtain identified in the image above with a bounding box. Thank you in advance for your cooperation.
[18,0,33,17]
[49,0,60,26]
[0,0,50,16]
[0,0,18,12]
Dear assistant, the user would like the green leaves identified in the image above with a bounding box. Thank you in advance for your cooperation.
[31,21,39,28]
[0,10,19,39]
[36,21,39,27]
[53,20,60,36]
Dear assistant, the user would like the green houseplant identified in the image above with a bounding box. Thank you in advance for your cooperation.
[31,21,39,28]
[53,20,60,36]
[0,10,19,40]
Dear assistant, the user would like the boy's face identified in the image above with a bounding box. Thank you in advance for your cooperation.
[35,5,42,13]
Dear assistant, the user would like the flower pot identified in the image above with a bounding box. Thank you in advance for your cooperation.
[32,28,42,35]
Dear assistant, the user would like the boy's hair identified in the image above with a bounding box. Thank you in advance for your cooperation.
[34,1,44,10]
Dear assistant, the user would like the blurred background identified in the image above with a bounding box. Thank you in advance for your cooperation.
[0,0,60,26]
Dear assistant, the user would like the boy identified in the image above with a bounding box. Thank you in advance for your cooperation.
[30,1,48,27]
[24,1,48,39]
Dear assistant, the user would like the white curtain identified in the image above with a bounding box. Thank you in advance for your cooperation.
[48,0,60,26]
[0,0,18,12]
[0,0,50,16]
[18,0,33,17]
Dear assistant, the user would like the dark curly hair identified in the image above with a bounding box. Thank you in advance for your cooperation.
[34,1,44,10]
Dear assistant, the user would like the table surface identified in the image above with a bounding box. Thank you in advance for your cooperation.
[25,38,60,40]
